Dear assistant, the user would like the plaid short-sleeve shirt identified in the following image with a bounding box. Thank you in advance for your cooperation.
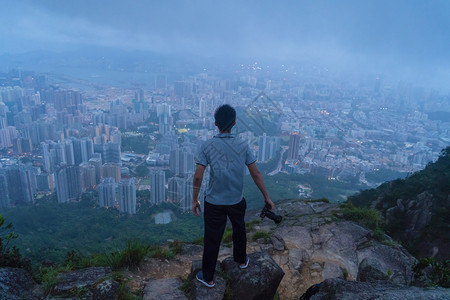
[196,133,256,205]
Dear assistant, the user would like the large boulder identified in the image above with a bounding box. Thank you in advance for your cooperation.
[309,278,450,300]
[357,258,388,282]
[0,267,41,299]
[144,278,187,300]
[267,200,417,298]
[189,259,226,300]
[191,275,226,300]
[51,267,118,299]
[221,251,284,300]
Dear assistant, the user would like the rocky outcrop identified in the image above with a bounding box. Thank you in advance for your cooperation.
[222,251,284,300]
[191,275,226,300]
[189,259,226,300]
[50,267,119,299]
[144,278,187,300]
[257,200,417,298]
[309,278,450,300]
[0,267,42,299]
[385,191,433,241]
[356,257,389,282]
[383,191,450,259]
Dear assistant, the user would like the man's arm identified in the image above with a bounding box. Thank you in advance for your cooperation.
[192,164,206,216]
[247,162,275,210]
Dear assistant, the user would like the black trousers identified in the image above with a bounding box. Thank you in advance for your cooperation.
[202,198,247,282]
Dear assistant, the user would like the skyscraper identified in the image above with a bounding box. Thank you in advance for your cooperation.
[0,171,10,208]
[169,148,194,175]
[102,163,121,183]
[55,167,69,203]
[98,177,117,208]
[117,178,136,214]
[150,169,166,205]
[80,163,96,190]
[287,134,301,161]
[258,134,280,162]
[168,175,193,213]
[66,166,82,199]
[89,155,103,183]
[73,137,94,165]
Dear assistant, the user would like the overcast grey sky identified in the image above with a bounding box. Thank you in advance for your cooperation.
[1,0,449,88]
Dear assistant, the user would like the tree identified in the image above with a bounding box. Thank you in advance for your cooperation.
[135,165,149,178]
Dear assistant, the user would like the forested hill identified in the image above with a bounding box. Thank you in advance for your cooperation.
[349,146,450,259]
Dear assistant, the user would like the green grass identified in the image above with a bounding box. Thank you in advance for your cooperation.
[246,219,261,232]
[192,236,204,246]
[339,202,383,231]
[38,267,59,295]
[179,275,192,298]
[148,246,175,260]
[169,240,184,255]
[251,231,271,243]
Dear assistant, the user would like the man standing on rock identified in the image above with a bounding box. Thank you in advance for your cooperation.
[192,104,275,288]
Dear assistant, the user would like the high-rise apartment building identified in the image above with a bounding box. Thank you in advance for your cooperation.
[258,133,280,162]
[0,171,10,208]
[102,163,121,183]
[98,177,117,208]
[287,134,301,161]
[55,167,69,203]
[150,169,166,205]
[168,175,193,213]
[117,178,136,214]
[169,148,194,175]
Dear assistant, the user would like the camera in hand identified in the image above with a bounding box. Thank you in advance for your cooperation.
[260,203,282,224]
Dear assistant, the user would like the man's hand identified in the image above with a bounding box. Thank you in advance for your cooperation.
[192,200,201,217]
[265,197,275,210]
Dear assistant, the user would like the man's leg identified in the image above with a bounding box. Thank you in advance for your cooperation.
[227,198,247,264]
[203,201,227,282]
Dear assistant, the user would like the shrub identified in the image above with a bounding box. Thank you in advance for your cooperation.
[0,214,31,271]
[118,240,150,268]
[413,258,450,288]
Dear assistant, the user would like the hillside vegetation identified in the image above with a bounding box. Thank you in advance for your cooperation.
[349,146,450,259]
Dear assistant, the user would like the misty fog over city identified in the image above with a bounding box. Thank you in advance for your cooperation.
[0,1,449,299]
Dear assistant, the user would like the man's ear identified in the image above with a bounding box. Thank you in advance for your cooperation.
[214,121,218,127]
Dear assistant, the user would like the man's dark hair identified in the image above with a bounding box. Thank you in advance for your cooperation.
[214,104,236,132]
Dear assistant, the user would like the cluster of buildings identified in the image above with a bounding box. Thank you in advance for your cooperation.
[0,64,448,213]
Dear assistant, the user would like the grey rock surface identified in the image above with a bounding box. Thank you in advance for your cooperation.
[191,275,226,300]
[51,267,118,299]
[222,251,284,300]
[270,200,417,298]
[357,258,389,282]
[310,278,450,300]
[271,233,286,251]
[0,267,41,300]
[144,278,187,300]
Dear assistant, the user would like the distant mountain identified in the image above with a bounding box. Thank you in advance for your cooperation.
[349,146,450,259]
